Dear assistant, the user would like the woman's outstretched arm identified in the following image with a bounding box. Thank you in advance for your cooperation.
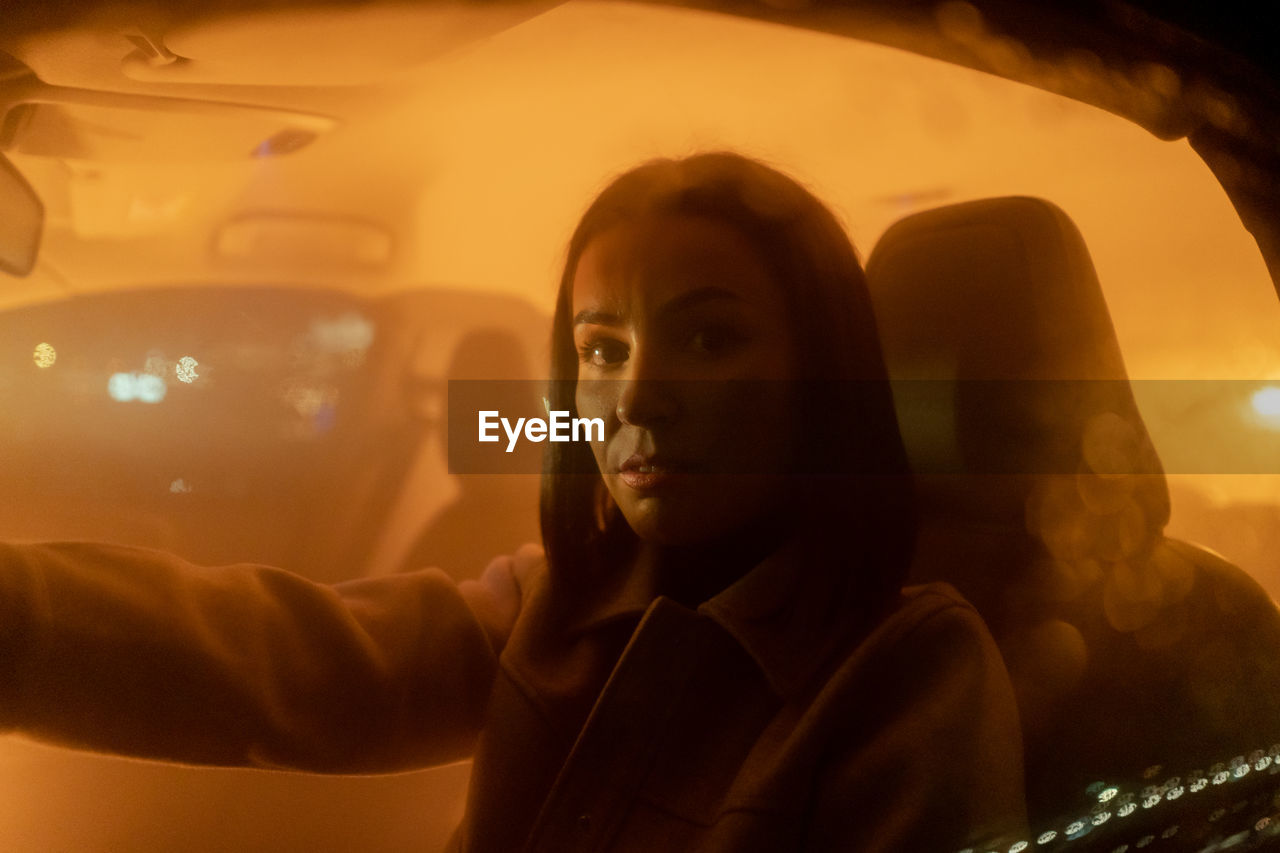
[0,541,532,774]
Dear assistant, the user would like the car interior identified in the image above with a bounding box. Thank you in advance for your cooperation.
[2,1,1279,851]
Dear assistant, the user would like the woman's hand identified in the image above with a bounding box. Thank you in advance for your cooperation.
[458,543,544,653]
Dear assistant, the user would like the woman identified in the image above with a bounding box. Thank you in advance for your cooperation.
[0,153,1024,851]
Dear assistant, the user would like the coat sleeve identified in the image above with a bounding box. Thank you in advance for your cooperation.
[0,541,534,774]
[807,595,1028,853]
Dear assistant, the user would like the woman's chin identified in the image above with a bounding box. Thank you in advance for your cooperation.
[620,502,719,547]
[613,473,794,549]
[623,514,709,548]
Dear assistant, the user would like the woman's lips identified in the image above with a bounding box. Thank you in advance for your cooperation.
[618,454,682,490]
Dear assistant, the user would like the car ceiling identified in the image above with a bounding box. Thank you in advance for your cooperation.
[0,1,1276,381]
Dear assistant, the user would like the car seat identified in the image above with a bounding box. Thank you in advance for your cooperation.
[865,196,1280,832]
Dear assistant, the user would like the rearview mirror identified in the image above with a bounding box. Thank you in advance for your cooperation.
[0,153,42,276]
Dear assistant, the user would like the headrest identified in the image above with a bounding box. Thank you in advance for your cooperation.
[865,197,1170,558]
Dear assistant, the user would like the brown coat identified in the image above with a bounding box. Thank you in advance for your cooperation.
[0,540,1025,851]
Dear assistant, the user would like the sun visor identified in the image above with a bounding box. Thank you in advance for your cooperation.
[0,97,333,162]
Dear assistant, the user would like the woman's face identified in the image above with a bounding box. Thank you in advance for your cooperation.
[572,213,799,546]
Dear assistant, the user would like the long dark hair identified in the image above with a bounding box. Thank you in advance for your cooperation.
[541,152,915,613]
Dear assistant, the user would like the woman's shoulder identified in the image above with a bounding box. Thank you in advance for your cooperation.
[827,580,1006,694]
[809,580,1027,853]
[878,580,991,642]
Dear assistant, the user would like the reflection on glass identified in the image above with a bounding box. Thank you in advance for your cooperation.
[176,356,199,383]
[1012,740,1280,853]
[1252,386,1280,421]
[32,342,56,368]
[144,354,168,378]
[281,380,336,418]
[108,371,168,403]
[304,312,374,357]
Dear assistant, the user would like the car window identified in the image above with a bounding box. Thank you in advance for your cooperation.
[2,2,1278,851]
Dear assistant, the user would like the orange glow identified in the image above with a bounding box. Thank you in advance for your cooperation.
[2,3,1280,852]
[10,1,1276,539]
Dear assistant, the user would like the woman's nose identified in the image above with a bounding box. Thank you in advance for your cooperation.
[616,373,678,427]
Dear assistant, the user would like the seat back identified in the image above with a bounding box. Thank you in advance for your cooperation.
[865,197,1280,828]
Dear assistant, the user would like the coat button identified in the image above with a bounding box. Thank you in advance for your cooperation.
[576,813,592,832]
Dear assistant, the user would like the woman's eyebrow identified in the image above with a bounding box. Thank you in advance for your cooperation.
[573,309,622,326]
[574,287,740,327]
[658,286,740,319]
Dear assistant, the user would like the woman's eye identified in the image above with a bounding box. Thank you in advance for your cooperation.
[578,338,628,367]
[687,326,743,356]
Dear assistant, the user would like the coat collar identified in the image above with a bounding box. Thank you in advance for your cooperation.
[559,532,877,700]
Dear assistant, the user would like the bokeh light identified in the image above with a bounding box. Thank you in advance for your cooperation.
[176,356,199,383]
[1253,386,1280,418]
[32,342,56,368]
[108,372,168,403]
